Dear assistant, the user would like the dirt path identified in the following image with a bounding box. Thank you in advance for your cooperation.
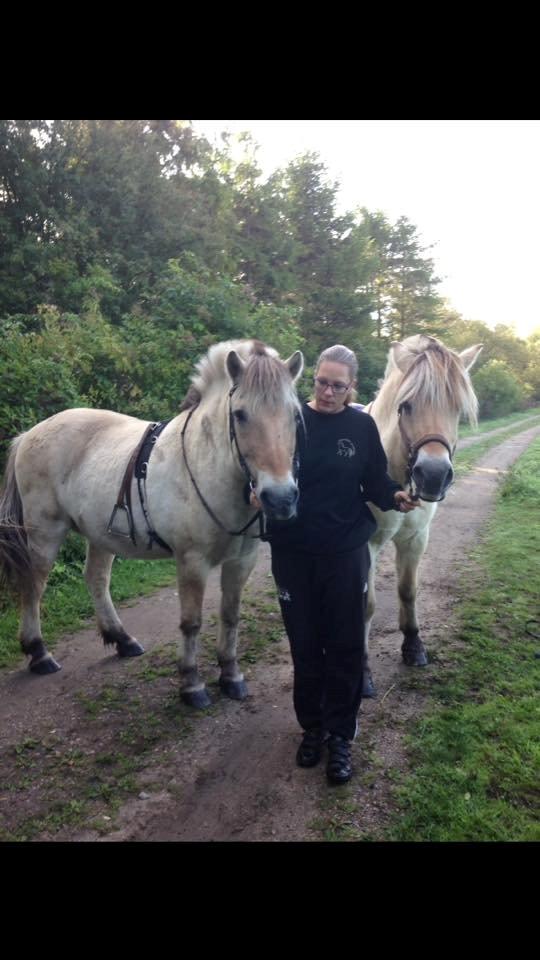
[1,423,539,842]
[457,413,540,449]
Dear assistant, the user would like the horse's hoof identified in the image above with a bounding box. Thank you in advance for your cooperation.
[219,678,248,700]
[117,639,145,658]
[361,673,377,698]
[30,656,62,675]
[181,688,212,709]
[402,646,429,667]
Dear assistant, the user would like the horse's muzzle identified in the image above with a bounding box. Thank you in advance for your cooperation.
[259,485,299,521]
[412,454,454,502]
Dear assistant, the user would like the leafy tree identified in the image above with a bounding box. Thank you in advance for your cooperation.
[385,216,443,339]
[524,330,540,400]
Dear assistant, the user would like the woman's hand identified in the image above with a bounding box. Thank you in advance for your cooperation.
[394,490,420,512]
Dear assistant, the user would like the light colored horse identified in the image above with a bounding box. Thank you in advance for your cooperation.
[363,334,483,696]
[0,339,303,707]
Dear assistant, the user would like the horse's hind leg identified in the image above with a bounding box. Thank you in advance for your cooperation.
[20,519,69,675]
[84,544,144,658]
[395,529,429,666]
[177,556,211,709]
[217,550,258,700]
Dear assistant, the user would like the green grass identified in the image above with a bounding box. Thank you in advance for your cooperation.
[458,407,540,439]
[0,532,176,668]
[384,439,540,841]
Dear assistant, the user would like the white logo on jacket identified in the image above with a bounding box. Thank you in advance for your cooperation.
[337,438,356,458]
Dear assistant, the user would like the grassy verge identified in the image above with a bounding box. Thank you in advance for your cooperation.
[384,439,540,841]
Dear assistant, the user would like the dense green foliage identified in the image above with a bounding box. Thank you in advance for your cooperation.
[1,119,538,467]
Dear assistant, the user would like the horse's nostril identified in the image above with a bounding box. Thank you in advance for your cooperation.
[413,460,454,495]
[259,487,298,517]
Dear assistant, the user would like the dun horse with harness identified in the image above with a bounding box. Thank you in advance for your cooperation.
[0,339,303,707]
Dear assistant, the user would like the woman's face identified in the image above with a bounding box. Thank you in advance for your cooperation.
[312,361,354,414]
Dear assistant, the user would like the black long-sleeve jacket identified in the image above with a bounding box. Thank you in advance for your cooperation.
[266,403,402,555]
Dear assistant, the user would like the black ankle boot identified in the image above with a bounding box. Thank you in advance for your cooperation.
[326,735,352,784]
[296,728,324,767]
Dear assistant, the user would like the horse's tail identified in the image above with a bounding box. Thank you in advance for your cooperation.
[0,435,32,595]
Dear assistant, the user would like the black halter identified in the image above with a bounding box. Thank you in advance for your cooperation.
[227,386,258,494]
[180,388,264,537]
[397,403,455,503]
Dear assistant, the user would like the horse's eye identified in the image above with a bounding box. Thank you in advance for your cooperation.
[233,409,248,424]
[399,401,412,415]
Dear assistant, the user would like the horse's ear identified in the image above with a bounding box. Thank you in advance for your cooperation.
[285,350,304,383]
[390,341,411,372]
[226,350,246,385]
[459,344,483,371]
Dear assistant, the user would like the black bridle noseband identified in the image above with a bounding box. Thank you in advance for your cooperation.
[397,403,456,503]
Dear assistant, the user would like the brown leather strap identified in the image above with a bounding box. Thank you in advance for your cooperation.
[409,433,454,459]
[115,423,156,516]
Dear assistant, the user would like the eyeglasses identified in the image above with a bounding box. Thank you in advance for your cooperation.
[314,377,351,395]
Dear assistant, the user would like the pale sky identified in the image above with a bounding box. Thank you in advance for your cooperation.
[192,120,540,339]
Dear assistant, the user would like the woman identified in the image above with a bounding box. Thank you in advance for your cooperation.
[257,344,418,785]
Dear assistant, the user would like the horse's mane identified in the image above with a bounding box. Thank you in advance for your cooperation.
[377,335,478,425]
[179,339,301,415]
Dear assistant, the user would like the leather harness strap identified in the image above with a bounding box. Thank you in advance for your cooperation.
[108,421,171,551]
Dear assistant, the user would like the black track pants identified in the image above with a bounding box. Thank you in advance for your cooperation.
[271,546,369,741]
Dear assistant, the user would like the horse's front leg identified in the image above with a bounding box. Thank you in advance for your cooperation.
[395,528,430,666]
[217,547,258,700]
[177,556,211,709]
[362,541,382,698]
[363,510,404,697]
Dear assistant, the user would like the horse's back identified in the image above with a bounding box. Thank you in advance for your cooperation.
[19,408,145,454]
[15,408,150,498]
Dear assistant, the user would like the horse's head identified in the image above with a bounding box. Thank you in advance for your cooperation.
[385,335,483,502]
[226,342,304,521]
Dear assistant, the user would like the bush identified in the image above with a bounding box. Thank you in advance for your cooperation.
[472,360,528,418]
[0,317,81,469]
